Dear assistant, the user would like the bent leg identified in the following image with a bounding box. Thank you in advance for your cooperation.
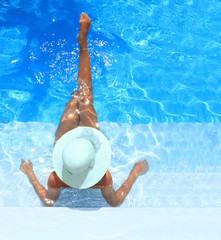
[54,91,80,145]
[78,84,99,129]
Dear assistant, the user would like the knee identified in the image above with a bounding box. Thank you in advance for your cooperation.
[66,95,78,107]
[78,92,93,107]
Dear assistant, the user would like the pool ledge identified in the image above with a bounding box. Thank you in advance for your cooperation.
[0,207,220,240]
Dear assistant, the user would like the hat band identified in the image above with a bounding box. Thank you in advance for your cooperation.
[65,168,73,175]
[65,158,95,175]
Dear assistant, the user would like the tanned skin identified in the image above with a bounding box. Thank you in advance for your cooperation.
[20,13,149,207]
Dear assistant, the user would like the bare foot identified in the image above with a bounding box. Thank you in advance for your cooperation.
[78,12,91,47]
[132,160,149,177]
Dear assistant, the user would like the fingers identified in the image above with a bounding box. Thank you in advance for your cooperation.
[20,159,25,171]
[143,159,149,170]
[20,159,25,167]
[142,159,148,165]
[138,159,149,172]
[20,159,32,169]
[28,160,33,168]
[136,159,148,165]
[20,159,32,164]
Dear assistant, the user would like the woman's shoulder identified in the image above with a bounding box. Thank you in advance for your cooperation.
[48,171,71,189]
[91,170,113,189]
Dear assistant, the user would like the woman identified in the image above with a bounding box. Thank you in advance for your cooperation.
[20,13,149,207]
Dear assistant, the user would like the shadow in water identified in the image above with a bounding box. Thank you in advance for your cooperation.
[53,187,109,210]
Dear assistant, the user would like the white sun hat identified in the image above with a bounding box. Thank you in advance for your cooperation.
[52,127,111,189]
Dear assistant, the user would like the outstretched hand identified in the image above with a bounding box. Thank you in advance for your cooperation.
[20,159,34,177]
[132,159,149,177]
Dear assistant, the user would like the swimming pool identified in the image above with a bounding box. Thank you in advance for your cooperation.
[0,0,221,208]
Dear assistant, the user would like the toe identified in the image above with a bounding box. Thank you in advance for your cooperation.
[81,12,86,18]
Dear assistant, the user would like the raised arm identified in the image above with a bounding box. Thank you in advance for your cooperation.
[101,160,149,207]
[20,159,60,206]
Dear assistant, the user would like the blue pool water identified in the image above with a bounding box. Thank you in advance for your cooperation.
[0,0,221,207]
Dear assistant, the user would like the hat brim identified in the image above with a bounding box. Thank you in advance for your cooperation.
[52,127,111,189]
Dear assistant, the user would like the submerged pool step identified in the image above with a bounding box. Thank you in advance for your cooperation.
[0,121,221,207]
